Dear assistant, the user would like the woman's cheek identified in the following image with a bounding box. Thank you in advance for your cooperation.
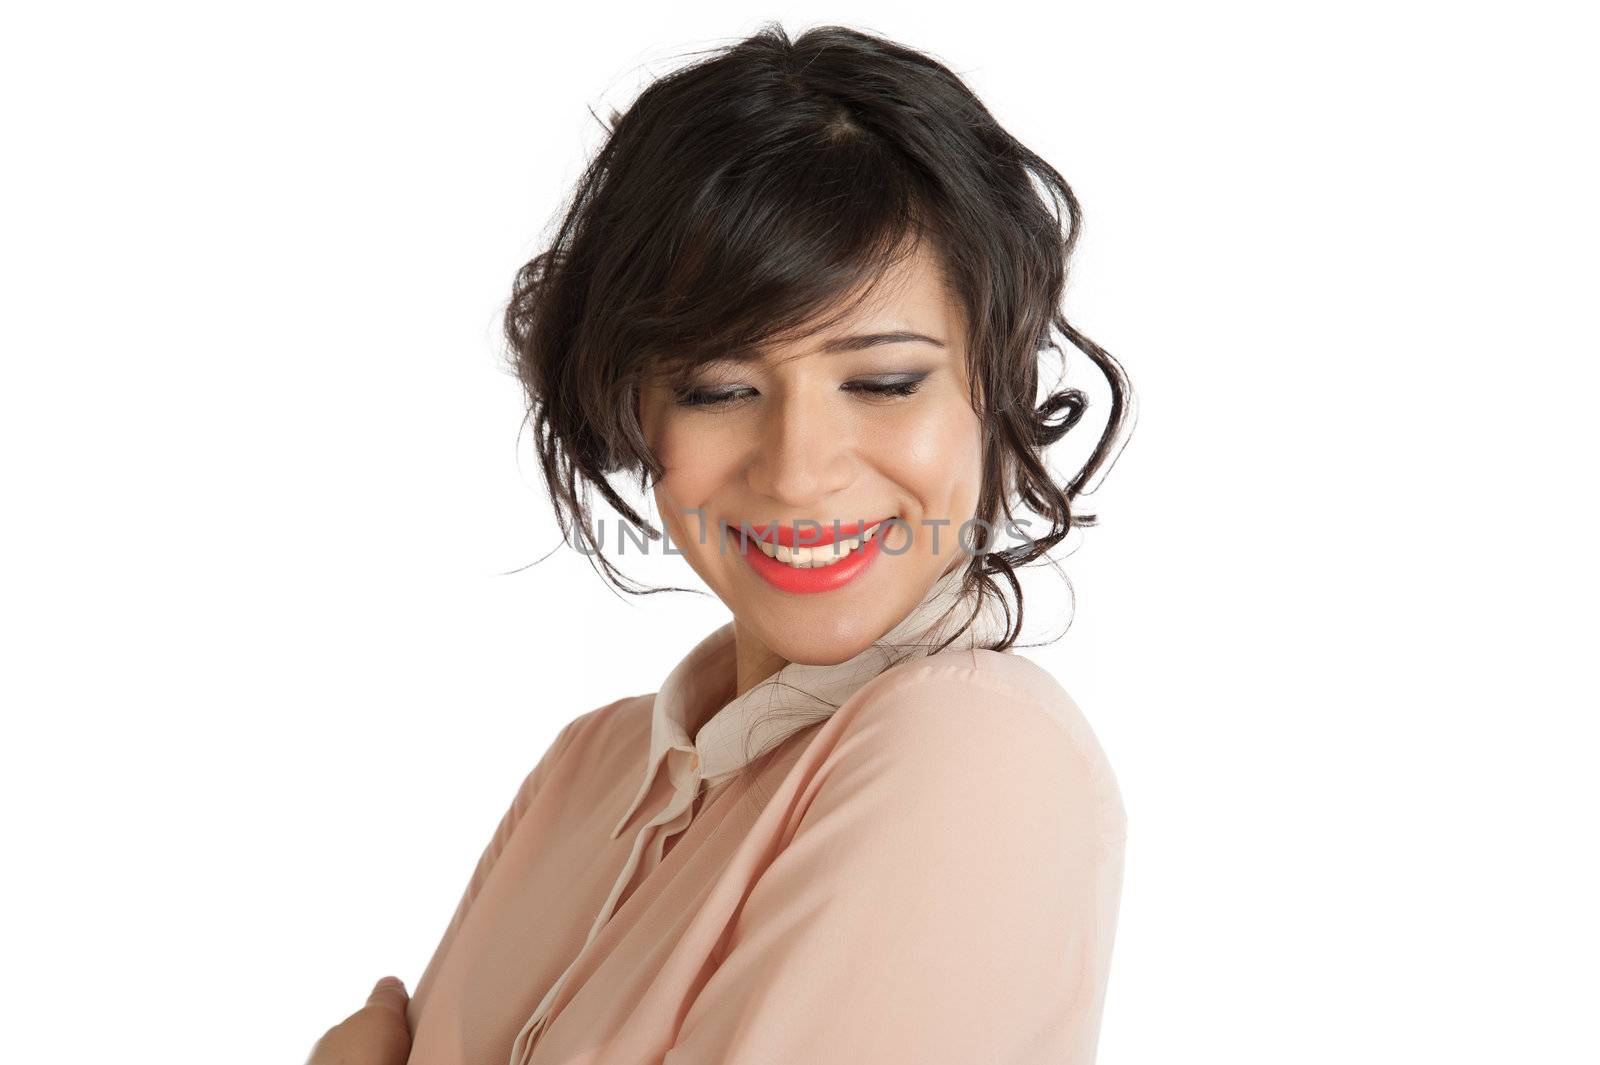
[886,401,982,490]
[651,416,746,535]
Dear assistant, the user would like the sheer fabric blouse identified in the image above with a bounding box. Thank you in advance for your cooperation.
[404,566,1128,1064]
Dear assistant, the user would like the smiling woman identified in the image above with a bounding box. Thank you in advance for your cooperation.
[310,19,1137,1065]
[635,242,994,674]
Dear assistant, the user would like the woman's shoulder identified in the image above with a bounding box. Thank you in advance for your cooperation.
[860,646,1108,753]
[839,646,1127,844]
[544,691,656,765]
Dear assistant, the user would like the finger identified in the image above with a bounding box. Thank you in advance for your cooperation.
[365,975,409,1017]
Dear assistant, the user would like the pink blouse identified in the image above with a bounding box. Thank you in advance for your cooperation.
[404,567,1128,1064]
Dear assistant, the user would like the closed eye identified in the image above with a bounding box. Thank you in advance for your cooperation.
[672,385,757,409]
[672,371,931,410]
[842,373,929,400]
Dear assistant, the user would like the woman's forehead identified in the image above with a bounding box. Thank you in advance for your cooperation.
[658,252,964,372]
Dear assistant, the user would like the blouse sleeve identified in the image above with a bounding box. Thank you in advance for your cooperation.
[408,704,604,1017]
[662,667,1127,1065]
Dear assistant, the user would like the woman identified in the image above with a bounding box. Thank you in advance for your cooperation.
[307,21,1134,1065]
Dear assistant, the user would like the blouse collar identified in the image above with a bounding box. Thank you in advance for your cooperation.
[609,564,1010,839]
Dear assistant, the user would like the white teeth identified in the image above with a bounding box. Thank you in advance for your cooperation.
[749,527,877,569]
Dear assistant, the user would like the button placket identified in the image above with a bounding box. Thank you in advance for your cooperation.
[511,746,706,1063]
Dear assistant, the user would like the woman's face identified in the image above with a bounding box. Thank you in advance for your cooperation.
[638,244,985,666]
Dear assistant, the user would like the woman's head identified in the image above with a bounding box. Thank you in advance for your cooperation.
[638,237,984,667]
[507,22,1132,657]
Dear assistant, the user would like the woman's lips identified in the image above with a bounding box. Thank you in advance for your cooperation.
[730,516,892,595]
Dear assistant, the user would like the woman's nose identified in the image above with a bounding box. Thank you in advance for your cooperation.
[743,387,854,509]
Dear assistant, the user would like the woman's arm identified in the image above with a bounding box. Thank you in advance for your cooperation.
[408,702,609,1021]
[663,669,1127,1065]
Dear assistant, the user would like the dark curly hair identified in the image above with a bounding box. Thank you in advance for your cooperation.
[504,21,1134,653]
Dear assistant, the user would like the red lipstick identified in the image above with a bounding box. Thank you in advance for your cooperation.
[731,517,891,595]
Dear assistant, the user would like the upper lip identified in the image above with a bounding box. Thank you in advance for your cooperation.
[730,516,891,548]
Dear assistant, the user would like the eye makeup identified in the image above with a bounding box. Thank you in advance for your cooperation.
[672,369,934,409]
[842,370,931,399]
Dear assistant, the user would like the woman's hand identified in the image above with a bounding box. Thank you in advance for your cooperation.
[304,976,412,1065]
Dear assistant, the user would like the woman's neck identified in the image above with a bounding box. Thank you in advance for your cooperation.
[732,618,789,700]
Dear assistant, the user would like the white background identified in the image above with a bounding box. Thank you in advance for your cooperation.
[3,3,1595,1062]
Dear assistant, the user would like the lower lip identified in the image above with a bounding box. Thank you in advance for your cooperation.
[736,522,888,594]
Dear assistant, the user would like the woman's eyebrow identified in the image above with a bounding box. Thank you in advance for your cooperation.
[816,330,947,354]
[706,330,948,367]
